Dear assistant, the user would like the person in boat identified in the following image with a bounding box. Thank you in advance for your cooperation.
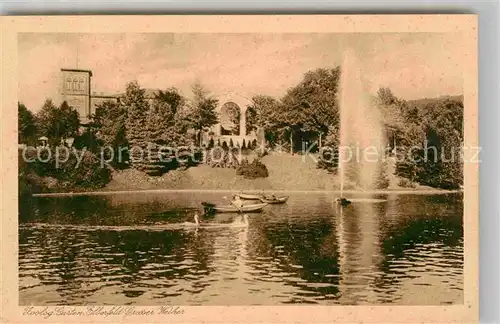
[263,192,277,201]
[336,197,351,206]
[232,194,243,208]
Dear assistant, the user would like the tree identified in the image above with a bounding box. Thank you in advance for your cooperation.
[124,81,150,170]
[36,99,80,145]
[18,102,37,145]
[384,90,464,189]
[93,101,127,147]
[152,87,191,147]
[154,88,185,116]
[186,82,218,146]
[73,128,102,153]
[247,95,280,142]
[416,98,464,189]
[91,100,128,166]
[377,87,398,106]
[277,67,341,152]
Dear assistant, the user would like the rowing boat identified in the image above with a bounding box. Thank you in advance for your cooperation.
[202,202,268,213]
[259,196,289,204]
[237,192,264,200]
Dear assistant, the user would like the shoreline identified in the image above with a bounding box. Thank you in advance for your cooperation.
[31,188,462,198]
[24,154,463,199]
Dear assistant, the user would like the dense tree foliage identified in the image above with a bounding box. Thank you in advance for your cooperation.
[18,102,37,145]
[36,99,80,146]
[267,68,341,152]
[246,95,281,145]
[377,89,464,189]
[19,147,111,194]
[91,100,128,166]
[246,68,340,153]
[186,82,219,146]
[152,88,193,146]
[123,81,151,171]
[144,89,188,175]
[93,101,127,147]
[73,128,102,154]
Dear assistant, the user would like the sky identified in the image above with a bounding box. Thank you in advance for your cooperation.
[18,32,465,112]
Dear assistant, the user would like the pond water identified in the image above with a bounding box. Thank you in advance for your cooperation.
[19,192,463,305]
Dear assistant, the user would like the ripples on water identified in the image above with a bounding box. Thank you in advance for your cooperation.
[19,192,463,305]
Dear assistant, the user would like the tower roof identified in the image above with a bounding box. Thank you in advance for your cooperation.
[61,68,93,76]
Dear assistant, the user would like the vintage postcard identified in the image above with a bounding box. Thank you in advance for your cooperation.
[1,15,478,323]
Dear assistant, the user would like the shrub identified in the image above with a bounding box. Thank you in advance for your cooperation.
[398,178,416,188]
[19,147,111,192]
[205,146,240,168]
[236,158,269,179]
[316,159,337,174]
[73,128,102,154]
[59,150,112,189]
[316,147,338,173]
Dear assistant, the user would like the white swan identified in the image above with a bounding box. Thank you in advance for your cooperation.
[182,213,200,227]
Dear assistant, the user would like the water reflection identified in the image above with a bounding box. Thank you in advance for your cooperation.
[335,199,384,304]
[19,192,463,305]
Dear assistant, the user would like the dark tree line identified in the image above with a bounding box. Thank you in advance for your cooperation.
[376,88,463,189]
[19,67,463,189]
[94,81,219,175]
[244,67,463,189]
[18,100,80,147]
[246,67,341,153]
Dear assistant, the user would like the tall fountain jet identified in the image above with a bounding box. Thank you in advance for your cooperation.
[338,49,386,197]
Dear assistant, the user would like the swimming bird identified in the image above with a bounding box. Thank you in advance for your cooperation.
[183,213,200,227]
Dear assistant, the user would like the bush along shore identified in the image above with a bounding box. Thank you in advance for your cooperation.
[20,148,452,197]
[19,69,464,197]
[19,147,112,197]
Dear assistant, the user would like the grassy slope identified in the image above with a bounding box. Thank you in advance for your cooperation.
[106,153,336,191]
[106,153,437,192]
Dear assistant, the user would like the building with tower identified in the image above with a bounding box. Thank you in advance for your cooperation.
[59,68,260,146]
[59,69,93,124]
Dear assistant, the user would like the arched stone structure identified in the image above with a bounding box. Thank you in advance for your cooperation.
[205,92,258,147]
[220,101,241,136]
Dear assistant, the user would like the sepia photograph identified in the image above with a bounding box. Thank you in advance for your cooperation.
[2,15,478,323]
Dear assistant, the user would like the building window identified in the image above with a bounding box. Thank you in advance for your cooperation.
[73,78,78,91]
[79,78,85,92]
[66,78,72,91]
